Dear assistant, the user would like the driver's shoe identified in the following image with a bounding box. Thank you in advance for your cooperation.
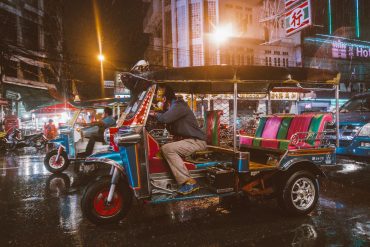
[177,182,200,195]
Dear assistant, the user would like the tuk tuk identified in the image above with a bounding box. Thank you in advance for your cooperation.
[81,66,340,224]
[43,99,125,174]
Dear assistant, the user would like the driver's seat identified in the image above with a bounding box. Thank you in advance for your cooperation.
[188,110,223,162]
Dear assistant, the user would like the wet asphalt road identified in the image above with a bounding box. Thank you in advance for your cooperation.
[0,149,369,246]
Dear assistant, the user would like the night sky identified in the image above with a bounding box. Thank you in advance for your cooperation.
[62,0,148,99]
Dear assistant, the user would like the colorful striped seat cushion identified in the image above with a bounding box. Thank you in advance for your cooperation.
[260,116,283,149]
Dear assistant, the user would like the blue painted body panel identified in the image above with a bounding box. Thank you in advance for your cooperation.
[149,192,236,204]
[88,150,123,164]
[280,151,336,170]
[49,134,69,156]
[118,146,140,189]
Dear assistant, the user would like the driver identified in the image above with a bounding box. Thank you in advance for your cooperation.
[84,107,115,156]
[150,86,206,195]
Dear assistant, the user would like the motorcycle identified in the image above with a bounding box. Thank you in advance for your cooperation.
[6,128,47,151]
[0,131,7,151]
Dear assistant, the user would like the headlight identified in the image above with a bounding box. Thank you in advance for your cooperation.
[358,123,370,137]
[113,133,119,145]
[104,128,110,143]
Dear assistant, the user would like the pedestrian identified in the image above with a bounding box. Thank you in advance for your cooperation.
[44,119,57,140]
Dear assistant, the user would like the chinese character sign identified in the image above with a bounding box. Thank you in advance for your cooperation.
[285,0,300,9]
[270,92,298,101]
[285,0,311,36]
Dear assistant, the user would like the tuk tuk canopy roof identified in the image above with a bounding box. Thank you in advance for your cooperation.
[143,65,339,94]
[71,97,124,108]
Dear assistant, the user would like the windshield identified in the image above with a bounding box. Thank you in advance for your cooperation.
[124,90,149,120]
[117,84,155,127]
[340,96,370,113]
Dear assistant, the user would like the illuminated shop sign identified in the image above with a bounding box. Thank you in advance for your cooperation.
[270,92,298,101]
[332,39,370,60]
[285,0,301,8]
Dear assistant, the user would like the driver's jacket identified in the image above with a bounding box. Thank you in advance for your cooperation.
[156,99,206,141]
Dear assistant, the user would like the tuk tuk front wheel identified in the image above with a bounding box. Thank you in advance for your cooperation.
[44,150,69,174]
[278,170,319,216]
[81,176,133,225]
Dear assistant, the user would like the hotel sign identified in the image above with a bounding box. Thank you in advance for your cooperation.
[332,39,370,60]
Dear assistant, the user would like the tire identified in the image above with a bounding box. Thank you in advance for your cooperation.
[44,149,70,174]
[81,176,133,225]
[45,173,71,196]
[278,170,319,216]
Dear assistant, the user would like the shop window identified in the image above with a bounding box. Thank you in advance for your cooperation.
[21,62,39,81]
[5,60,18,78]
[22,19,39,51]
[27,0,39,8]
[190,2,201,39]
[0,9,17,43]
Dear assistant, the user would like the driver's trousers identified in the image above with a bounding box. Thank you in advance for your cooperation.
[161,139,207,185]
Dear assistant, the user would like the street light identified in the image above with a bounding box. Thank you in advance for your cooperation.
[211,24,233,44]
[98,54,105,62]
[97,53,105,97]
[211,24,233,64]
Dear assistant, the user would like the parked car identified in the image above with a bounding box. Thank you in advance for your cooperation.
[335,93,370,157]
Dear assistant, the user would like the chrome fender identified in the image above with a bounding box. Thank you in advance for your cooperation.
[85,151,126,176]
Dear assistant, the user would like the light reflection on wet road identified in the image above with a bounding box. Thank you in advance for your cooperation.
[0,150,369,246]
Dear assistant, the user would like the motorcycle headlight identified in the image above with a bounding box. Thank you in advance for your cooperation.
[113,133,119,146]
[358,123,370,137]
[104,128,110,143]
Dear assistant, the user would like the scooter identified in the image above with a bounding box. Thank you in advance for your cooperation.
[6,128,47,151]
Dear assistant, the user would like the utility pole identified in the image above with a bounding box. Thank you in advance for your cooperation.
[0,47,5,125]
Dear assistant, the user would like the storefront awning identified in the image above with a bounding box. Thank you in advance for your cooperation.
[32,102,77,114]
[4,84,60,111]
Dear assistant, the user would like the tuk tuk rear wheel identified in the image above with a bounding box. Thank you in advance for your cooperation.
[44,149,69,174]
[278,170,319,216]
[81,176,132,225]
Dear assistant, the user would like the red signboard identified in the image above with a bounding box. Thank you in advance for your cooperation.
[285,0,300,9]
[0,98,8,106]
[285,0,312,36]
[3,115,19,132]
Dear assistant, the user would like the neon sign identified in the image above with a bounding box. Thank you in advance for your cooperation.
[332,39,370,60]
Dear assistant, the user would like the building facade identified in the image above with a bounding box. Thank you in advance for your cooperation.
[0,0,64,119]
[302,0,370,93]
[143,0,302,69]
